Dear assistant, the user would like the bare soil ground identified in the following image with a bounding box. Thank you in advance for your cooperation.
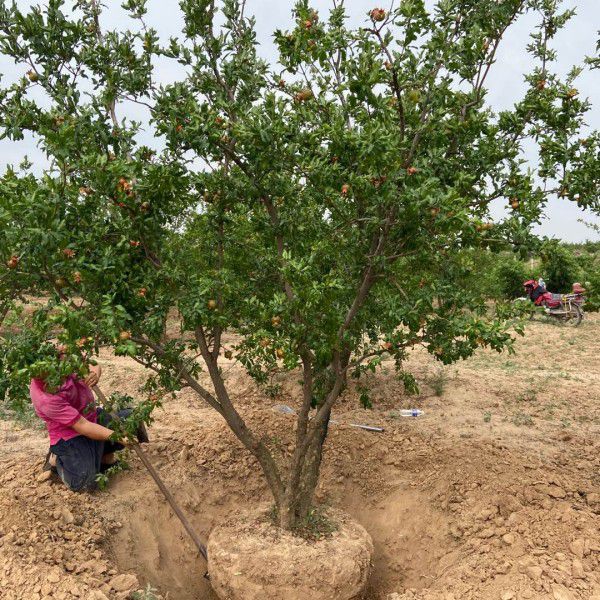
[1,314,600,600]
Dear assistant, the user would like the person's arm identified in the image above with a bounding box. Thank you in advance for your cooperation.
[41,378,128,444]
[72,416,114,441]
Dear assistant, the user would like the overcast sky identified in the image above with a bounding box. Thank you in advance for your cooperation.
[1,0,598,242]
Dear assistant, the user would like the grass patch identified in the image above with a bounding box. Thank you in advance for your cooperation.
[427,367,448,397]
[268,505,338,541]
[511,412,534,427]
[575,414,599,424]
[538,397,570,421]
[132,585,161,600]
[500,360,519,373]
[0,402,43,429]
[516,390,538,403]
[542,402,558,419]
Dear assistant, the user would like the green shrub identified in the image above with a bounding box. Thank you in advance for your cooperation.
[428,367,448,397]
[493,258,530,299]
[572,246,600,312]
[580,267,600,312]
[0,330,43,424]
[540,241,581,293]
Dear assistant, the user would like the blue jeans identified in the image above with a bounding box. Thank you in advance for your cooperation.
[50,408,129,492]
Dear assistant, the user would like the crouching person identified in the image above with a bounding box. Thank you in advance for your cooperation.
[30,364,145,491]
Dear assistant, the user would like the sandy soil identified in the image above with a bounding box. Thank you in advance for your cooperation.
[1,313,599,600]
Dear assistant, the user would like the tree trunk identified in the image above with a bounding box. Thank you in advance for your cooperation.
[294,407,330,520]
[278,409,331,530]
[195,321,347,531]
[277,350,350,530]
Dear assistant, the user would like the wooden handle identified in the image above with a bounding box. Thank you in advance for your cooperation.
[92,385,208,560]
[132,443,208,560]
[92,384,108,403]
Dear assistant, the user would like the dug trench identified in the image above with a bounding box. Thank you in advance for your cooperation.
[1,315,600,599]
[101,395,454,600]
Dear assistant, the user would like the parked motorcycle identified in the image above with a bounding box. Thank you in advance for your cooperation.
[519,280,586,326]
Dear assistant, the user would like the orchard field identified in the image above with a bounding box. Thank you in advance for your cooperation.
[1,307,599,600]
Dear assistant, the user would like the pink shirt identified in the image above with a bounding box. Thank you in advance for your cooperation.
[30,375,98,445]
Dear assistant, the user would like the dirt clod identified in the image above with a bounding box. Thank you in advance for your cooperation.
[109,573,139,592]
[552,584,577,600]
[36,470,52,483]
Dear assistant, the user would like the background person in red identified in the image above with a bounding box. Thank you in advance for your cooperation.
[30,362,143,491]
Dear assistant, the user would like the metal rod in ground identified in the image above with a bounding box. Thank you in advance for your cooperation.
[273,404,384,433]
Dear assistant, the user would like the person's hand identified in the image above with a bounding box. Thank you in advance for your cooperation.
[84,372,99,387]
[55,343,68,357]
[84,364,102,387]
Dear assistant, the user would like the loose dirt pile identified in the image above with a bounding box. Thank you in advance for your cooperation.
[0,455,140,599]
[1,315,599,599]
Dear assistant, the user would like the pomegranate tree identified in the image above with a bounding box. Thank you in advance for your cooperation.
[0,0,598,531]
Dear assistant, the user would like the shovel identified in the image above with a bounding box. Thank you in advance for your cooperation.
[92,385,208,561]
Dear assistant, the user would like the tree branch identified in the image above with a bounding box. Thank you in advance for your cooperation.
[368,27,406,139]
[194,325,285,503]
